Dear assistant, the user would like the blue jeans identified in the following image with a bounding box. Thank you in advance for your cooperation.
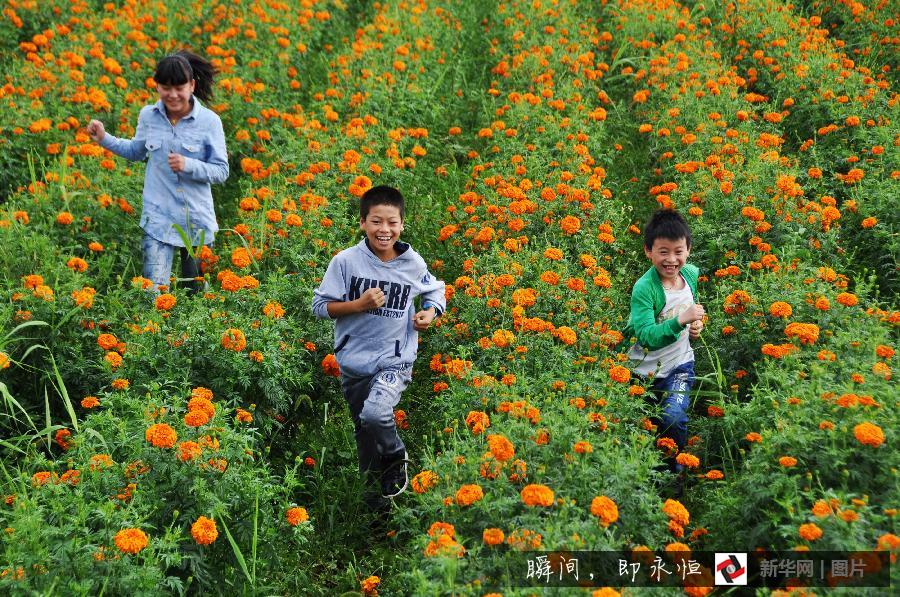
[648,361,695,455]
[142,233,202,293]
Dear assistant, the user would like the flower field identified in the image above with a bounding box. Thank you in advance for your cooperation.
[0,0,897,594]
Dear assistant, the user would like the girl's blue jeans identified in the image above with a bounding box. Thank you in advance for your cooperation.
[142,233,202,293]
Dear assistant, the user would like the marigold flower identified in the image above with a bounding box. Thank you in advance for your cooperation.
[798,523,823,542]
[155,293,176,311]
[360,575,380,596]
[560,215,581,235]
[836,292,858,307]
[483,528,505,546]
[145,423,177,448]
[769,301,792,318]
[745,432,762,443]
[573,441,593,454]
[81,396,100,409]
[609,365,631,384]
[221,328,247,352]
[662,499,690,526]
[191,516,218,545]
[520,484,554,507]
[676,453,700,468]
[177,441,202,462]
[455,484,484,507]
[184,409,210,428]
[286,507,309,526]
[114,528,148,554]
[411,470,439,494]
[590,496,618,527]
[487,434,515,462]
[465,411,490,434]
[66,257,88,272]
[56,211,74,225]
[779,456,798,467]
[321,353,340,376]
[853,422,884,447]
[235,408,253,423]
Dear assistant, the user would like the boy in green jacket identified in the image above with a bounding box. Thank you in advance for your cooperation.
[623,209,705,487]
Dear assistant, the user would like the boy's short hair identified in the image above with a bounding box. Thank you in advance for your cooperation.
[644,209,692,249]
[360,185,405,220]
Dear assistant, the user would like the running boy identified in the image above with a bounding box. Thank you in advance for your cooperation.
[623,209,705,485]
[312,185,446,506]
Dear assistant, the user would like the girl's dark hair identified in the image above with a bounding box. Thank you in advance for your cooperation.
[360,185,405,219]
[644,208,692,249]
[154,51,216,102]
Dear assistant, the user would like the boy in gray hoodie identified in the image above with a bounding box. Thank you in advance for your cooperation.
[312,185,446,508]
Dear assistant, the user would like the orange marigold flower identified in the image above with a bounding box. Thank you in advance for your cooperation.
[31,471,56,487]
[662,499,690,526]
[411,470,439,494]
[483,528,505,546]
[487,434,515,462]
[853,422,884,447]
[360,575,380,596]
[465,410,490,434]
[745,432,762,443]
[779,456,798,467]
[81,396,100,409]
[520,484,554,507]
[836,292,858,307]
[321,353,340,376]
[784,322,819,345]
[573,440,593,454]
[609,365,631,384]
[66,257,88,272]
[114,528,149,554]
[676,453,700,468]
[184,409,211,428]
[145,423,177,448]
[560,215,581,235]
[155,293,176,311]
[769,301,792,318]
[590,496,619,527]
[56,211,74,225]
[236,408,253,423]
[286,506,309,526]
[798,523,823,542]
[191,516,218,545]
[811,500,833,518]
[456,484,484,507]
[97,333,118,350]
[221,328,247,352]
[177,441,202,462]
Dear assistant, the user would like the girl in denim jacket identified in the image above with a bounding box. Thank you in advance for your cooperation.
[87,51,228,293]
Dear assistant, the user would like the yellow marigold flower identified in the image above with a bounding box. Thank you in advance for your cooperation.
[286,507,309,526]
[853,422,884,447]
[590,496,618,527]
[114,528,148,554]
[520,484,554,507]
[191,516,218,545]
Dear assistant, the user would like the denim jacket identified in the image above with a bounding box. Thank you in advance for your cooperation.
[100,98,228,246]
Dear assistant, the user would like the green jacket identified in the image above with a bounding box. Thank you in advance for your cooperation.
[622,264,699,352]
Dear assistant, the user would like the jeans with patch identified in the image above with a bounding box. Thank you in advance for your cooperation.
[341,365,411,503]
[647,361,695,471]
[142,233,202,293]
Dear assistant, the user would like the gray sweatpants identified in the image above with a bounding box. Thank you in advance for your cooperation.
[341,364,412,478]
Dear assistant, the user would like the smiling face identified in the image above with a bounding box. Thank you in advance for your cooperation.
[157,80,195,119]
[360,204,404,261]
[644,236,690,285]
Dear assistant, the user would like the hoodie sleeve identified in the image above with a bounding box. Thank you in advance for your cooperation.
[311,254,346,320]
[417,265,446,317]
[630,280,685,351]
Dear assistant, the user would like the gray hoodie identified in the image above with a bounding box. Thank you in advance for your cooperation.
[312,239,446,377]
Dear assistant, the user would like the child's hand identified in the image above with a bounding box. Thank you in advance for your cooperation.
[413,307,435,331]
[677,303,705,326]
[168,152,186,173]
[86,120,105,143]
[689,319,704,339]
[357,287,385,310]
